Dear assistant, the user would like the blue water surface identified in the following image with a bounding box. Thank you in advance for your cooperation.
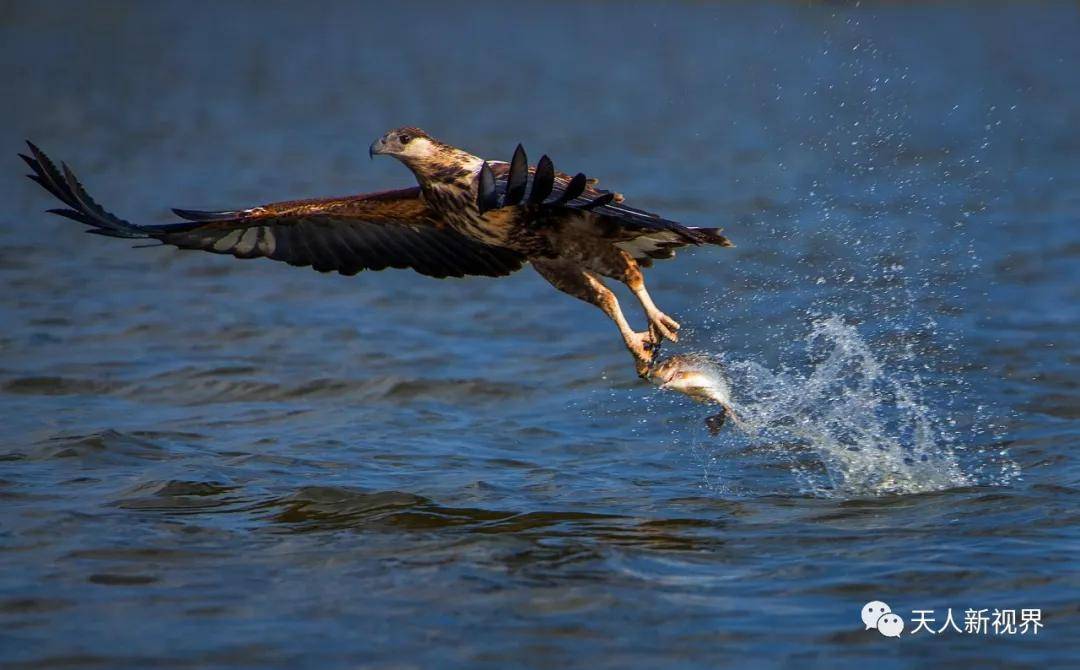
[0,2,1077,668]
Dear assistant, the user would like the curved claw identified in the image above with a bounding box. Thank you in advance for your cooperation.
[629,330,663,378]
[648,312,680,343]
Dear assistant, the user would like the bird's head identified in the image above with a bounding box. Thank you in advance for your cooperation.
[369,127,438,163]
[369,127,484,185]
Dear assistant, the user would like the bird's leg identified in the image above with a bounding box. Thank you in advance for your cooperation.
[532,260,659,378]
[622,262,680,343]
[579,272,661,377]
[636,285,680,342]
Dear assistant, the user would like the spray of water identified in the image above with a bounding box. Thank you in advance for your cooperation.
[674,316,1018,498]
[664,21,1022,498]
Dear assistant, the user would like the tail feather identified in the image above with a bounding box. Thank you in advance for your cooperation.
[691,227,735,247]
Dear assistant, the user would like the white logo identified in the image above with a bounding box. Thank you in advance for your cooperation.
[862,601,891,630]
[862,600,904,638]
[877,612,905,638]
[861,601,1043,637]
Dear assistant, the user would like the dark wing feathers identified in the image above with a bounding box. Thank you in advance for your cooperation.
[579,191,615,210]
[505,144,528,206]
[23,142,524,279]
[21,144,78,210]
[22,142,145,238]
[477,162,500,213]
[476,144,733,249]
[171,207,244,222]
[529,155,555,204]
[551,171,587,205]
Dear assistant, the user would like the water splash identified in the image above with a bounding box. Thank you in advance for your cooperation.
[689,316,1018,498]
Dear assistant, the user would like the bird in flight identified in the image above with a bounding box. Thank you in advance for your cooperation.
[21,128,732,377]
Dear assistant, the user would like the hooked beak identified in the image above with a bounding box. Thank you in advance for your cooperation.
[369,137,387,160]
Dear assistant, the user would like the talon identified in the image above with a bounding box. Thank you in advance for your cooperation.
[627,331,657,378]
[648,312,680,343]
[647,323,666,350]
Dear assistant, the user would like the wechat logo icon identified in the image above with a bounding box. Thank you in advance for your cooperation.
[862,600,904,638]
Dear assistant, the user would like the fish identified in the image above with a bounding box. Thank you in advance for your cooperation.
[649,354,739,435]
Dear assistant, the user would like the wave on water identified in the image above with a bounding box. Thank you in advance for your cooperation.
[679,316,1020,498]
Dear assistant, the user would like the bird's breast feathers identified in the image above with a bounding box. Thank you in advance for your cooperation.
[422,178,525,249]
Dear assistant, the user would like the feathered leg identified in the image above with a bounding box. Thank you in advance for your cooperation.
[592,248,680,343]
[532,260,658,377]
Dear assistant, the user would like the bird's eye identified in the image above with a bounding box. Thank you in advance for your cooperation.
[399,134,411,144]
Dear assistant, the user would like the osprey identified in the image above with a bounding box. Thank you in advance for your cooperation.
[21,128,731,377]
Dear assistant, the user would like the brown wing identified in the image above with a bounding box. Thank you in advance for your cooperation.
[21,142,525,279]
[478,144,733,265]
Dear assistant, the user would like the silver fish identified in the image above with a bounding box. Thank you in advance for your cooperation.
[650,354,738,435]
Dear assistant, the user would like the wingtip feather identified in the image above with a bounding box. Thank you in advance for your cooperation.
[171,207,242,222]
[552,172,587,205]
[580,192,615,210]
[477,161,499,213]
[506,144,528,206]
[529,155,555,204]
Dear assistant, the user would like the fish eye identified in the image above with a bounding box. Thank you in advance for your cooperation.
[398,134,412,144]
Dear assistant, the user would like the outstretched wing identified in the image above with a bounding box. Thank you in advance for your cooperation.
[22,142,525,279]
[477,144,732,263]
